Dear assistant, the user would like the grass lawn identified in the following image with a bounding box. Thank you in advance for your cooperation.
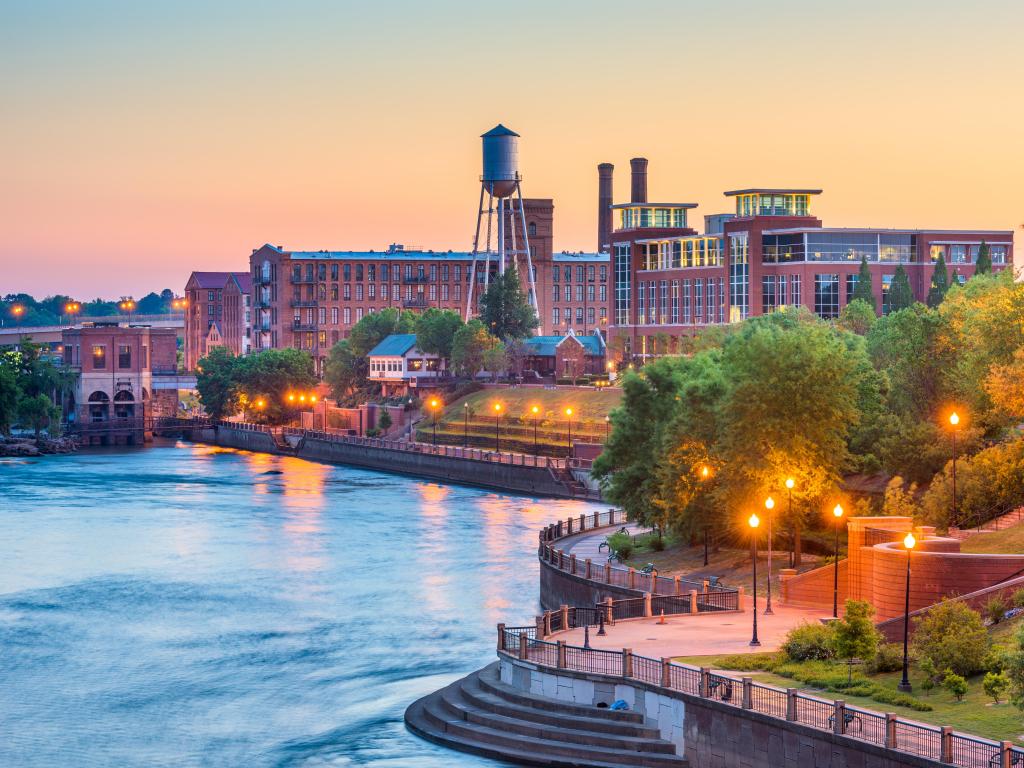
[439,387,622,428]
[961,521,1024,554]
[671,652,1024,742]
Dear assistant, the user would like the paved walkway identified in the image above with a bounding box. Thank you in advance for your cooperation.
[566,523,645,567]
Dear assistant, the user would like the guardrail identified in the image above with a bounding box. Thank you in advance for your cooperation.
[495,628,1023,768]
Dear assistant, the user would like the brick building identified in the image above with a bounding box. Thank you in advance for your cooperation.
[184,271,252,370]
[600,161,1014,361]
[62,323,180,442]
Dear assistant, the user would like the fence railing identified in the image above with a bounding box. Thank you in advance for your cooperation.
[495,627,1022,768]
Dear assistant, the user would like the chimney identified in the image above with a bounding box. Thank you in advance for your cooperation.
[598,163,614,253]
[630,157,648,204]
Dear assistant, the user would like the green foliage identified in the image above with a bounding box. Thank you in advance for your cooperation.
[196,347,316,423]
[606,531,633,560]
[881,477,919,518]
[868,687,933,711]
[347,307,417,357]
[414,308,463,365]
[927,255,950,308]
[942,670,969,701]
[377,409,392,431]
[975,241,992,275]
[912,600,990,677]
[833,600,880,670]
[323,339,365,403]
[451,319,499,377]
[851,257,877,311]
[482,341,508,379]
[1012,589,1024,610]
[0,362,21,435]
[17,392,60,438]
[986,596,1009,625]
[781,622,836,662]
[984,671,1008,703]
[888,264,915,313]
[477,266,539,341]
[195,346,241,419]
[838,298,876,335]
[868,642,906,674]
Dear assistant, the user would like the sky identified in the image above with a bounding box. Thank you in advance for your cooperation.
[2,0,1022,298]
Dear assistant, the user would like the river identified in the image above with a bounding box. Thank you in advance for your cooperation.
[0,441,602,767]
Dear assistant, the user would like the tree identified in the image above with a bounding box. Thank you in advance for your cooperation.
[983,671,1008,704]
[348,307,417,357]
[881,477,919,517]
[235,348,317,424]
[478,266,539,341]
[377,409,392,432]
[887,264,914,313]
[912,599,990,677]
[482,341,508,381]
[926,255,949,308]
[833,600,880,682]
[195,346,240,420]
[415,308,463,375]
[136,291,166,314]
[942,670,968,702]
[17,392,59,440]
[838,298,877,336]
[986,347,1024,422]
[323,339,365,403]
[0,363,19,435]
[975,241,992,274]
[851,256,877,310]
[451,319,496,377]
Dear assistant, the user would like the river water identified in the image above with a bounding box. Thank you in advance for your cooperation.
[0,441,601,767]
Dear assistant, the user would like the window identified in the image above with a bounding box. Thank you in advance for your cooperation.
[331,285,339,300]
[381,265,389,281]
[318,284,327,300]
[814,274,840,319]
[528,222,537,237]
[614,243,631,326]
[778,275,787,307]
[600,307,607,321]
[991,245,1008,264]
[600,265,607,281]
[587,284,595,302]
[845,274,858,303]
[707,280,716,323]
[367,265,375,281]
[564,266,571,282]
[343,284,351,300]
[587,265,595,281]
[575,285,584,302]
[343,307,351,324]
[683,279,692,324]
[92,345,106,368]
[441,284,448,301]
[881,274,894,315]
[318,264,327,280]
[343,264,351,281]
[356,308,364,321]
[790,275,802,307]
[950,245,967,264]
[318,331,327,346]
[587,307,595,325]
[430,265,437,281]
[577,266,584,283]
[118,344,131,369]
[552,307,559,326]
[563,307,571,324]
[648,283,656,323]
[728,233,749,319]
[429,285,437,300]
[564,285,571,302]
[552,267,559,283]
[637,280,645,324]
[368,283,376,299]
[355,284,363,300]
[356,264,363,281]
[331,307,339,324]
[575,307,583,322]
[694,279,704,323]
[454,265,461,281]
[762,276,779,313]
[319,307,327,324]
[671,280,679,323]
[454,283,461,301]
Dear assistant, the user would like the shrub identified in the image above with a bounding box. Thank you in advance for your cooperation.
[377,409,392,431]
[912,599,990,677]
[781,623,836,662]
[714,653,782,672]
[834,601,880,680]
[985,647,1009,674]
[606,532,633,560]
[986,595,1009,625]
[869,643,905,674]
[648,533,666,552]
[984,671,1009,704]
[1012,588,1024,609]
[870,687,933,711]
[942,670,968,701]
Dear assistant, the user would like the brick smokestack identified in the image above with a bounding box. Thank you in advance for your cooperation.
[598,163,614,253]
[630,157,648,204]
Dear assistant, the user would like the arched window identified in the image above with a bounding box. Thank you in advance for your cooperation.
[528,222,537,237]
[88,391,110,422]
[114,390,135,419]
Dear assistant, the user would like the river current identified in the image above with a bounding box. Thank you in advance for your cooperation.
[0,441,601,767]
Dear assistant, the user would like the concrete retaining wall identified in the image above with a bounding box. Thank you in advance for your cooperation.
[499,656,946,768]
[540,556,647,611]
[195,426,279,454]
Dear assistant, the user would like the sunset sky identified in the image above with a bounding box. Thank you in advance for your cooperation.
[2,0,1021,298]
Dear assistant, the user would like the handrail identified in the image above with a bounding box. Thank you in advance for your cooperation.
[496,628,1021,767]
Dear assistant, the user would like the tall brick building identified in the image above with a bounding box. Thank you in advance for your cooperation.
[183,271,252,370]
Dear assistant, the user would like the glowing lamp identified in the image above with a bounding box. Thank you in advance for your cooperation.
[833,504,844,519]
[785,478,795,490]
[765,496,775,510]
[531,405,539,415]
[949,412,960,427]
[748,513,760,529]
[904,532,916,549]
[565,408,573,417]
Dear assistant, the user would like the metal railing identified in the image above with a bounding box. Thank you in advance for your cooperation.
[495,627,1020,768]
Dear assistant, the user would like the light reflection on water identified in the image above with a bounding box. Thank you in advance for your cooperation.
[0,441,601,767]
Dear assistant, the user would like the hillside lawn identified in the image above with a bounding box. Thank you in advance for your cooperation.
[438,387,623,427]
[961,520,1024,554]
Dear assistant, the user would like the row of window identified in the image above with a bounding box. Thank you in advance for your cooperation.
[550,306,606,326]
[617,207,689,230]
[734,193,811,218]
[639,238,724,270]
[636,278,726,325]
[299,283,465,303]
[288,262,572,284]
[760,275,804,313]
[551,264,608,283]
[81,344,148,370]
[551,284,607,303]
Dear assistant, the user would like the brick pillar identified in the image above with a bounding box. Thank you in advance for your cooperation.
[543,611,552,637]
[579,514,586,531]
[702,578,710,592]
[689,590,699,614]
[519,632,528,660]
[560,604,569,630]
[833,700,845,735]
[557,640,567,669]
[567,517,574,535]
[674,575,681,595]
[497,623,506,652]
[940,727,952,763]
[643,592,652,617]
[604,597,614,624]
[885,713,897,748]
[585,558,592,579]
[593,511,599,528]
[786,689,797,721]
[535,614,545,638]
[570,554,577,574]
[1001,741,1014,768]
[628,568,636,590]
[661,658,671,688]
[604,562,611,583]
[558,550,564,569]
[737,585,745,612]
[622,648,633,678]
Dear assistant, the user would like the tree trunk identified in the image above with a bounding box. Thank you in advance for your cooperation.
[793,526,803,567]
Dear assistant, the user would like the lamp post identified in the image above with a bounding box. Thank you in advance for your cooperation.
[493,403,502,452]
[11,304,25,328]
[949,411,960,527]
[64,301,81,326]
[604,415,610,440]
[463,402,469,448]
[785,478,795,567]
[832,503,844,618]
[699,465,711,566]
[118,298,136,323]
[429,398,440,446]
[748,512,761,647]
[764,496,775,616]
[898,531,916,692]
[531,405,540,455]
[565,407,573,456]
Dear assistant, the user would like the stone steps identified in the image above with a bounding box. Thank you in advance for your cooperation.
[405,662,688,767]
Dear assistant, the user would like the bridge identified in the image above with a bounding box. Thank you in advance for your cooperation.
[0,314,185,347]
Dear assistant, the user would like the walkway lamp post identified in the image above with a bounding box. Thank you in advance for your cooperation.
[531,405,540,455]
[948,411,960,527]
[493,403,502,452]
[832,503,844,618]
[764,496,775,616]
[429,398,441,446]
[785,478,795,567]
[699,465,712,566]
[118,298,136,323]
[604,415,610,440]
[748,512,761,647]
[565,407,573,456]
[463,402,469,448]
[10,304,25,327]
[898,531,916,692]
[64,301,81,326]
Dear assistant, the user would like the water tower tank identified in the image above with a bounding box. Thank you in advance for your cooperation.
[481,124,520,198]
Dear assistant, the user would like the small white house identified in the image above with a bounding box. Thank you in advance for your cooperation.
[367,334,445,395]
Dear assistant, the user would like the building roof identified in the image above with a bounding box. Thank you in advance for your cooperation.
[188,271,234,289]
[552,252,609,262]
[723,188,823,197]
[288,249,475,262]
[231,272,253,293]
[481,124,519,138]
[610,203,698,209]
[368,334,420,357]
[763,227,1014,237]
[523,333,604,357]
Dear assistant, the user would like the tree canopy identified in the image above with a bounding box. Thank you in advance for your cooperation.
[195,347,316,423]
[478,266,539,341]
[851,256,877,310]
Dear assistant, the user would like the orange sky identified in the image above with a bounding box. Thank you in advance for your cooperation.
[2,0,1021,298]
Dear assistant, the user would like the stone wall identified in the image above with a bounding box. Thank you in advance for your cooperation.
[195,426,279,454]
[540,556,647,611]
[500,656,947,768]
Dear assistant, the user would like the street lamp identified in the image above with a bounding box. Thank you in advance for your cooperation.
[10,304,25,327]
[118,298,136,322]
[699,465,712,566]
[64,301,81,325]
[429,398,441,446]
[493,403,503,452]
[898,531,916,693]
[531,405,540,455]
[604,414,610,440]
[463,402,470,448]
[748,512,761,647]
[565,407,574,456]
[832,503,844,618]
[948,411,961,527]
[764,496,775,616]
[785,478,795,567]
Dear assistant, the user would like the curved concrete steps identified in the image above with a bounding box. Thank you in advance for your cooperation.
[405,662,688,767]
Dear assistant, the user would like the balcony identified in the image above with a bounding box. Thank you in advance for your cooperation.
[290,274,316,284]
[402,275,430,284]
[289,299,318,308]
[254,272,273,285]
[257,321,272,332]
[403,298,428,309]
[292,321,317,331]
